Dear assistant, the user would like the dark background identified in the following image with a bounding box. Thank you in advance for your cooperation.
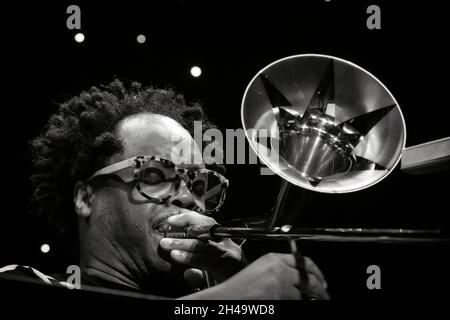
[2,0,449,298]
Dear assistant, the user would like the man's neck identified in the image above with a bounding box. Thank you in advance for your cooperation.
[80,255,140,291]
[78,217,146,291]
[80,253,192,297]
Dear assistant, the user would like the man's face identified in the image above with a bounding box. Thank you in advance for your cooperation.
[87,113,204,278]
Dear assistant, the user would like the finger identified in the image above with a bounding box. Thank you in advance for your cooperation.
[261,253,297,268]
[167,211,216,228]
[261,253,326,284]
[283,286,302,300]
[205,239,242,255]
[276,267,302,299]
[286,263,301,286]
[183,268,204,289]
[303,274,330,300]
[160,238,218,255]
[170,250,220,269]
[304,256,327,289]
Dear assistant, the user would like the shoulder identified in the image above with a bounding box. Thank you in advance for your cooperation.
[0,264,75,289]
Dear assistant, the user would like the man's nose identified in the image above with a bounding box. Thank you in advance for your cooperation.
[169,180,196,210]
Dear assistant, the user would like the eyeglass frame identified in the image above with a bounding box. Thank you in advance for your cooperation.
[87,155,229,214]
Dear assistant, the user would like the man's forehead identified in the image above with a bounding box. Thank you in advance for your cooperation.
[111,113,204,168]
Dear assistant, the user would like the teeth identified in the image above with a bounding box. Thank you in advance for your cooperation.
[156,221,171,234]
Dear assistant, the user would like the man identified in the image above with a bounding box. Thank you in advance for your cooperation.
[1,80,329,299]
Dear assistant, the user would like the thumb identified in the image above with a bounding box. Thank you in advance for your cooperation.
[183,268,204,289]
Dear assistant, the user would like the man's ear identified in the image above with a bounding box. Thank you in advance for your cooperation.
[74,181,94,218]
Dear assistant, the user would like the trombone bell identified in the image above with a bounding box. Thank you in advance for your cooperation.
[241,54,406,193]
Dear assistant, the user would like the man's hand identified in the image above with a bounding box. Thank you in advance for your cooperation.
[182,253,330,300]
[159,210,246,283]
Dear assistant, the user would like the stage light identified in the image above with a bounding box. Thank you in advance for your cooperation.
[40,243,50,254]
[137,34,146,44]
[74,32,85,43]
[190,66,202,77]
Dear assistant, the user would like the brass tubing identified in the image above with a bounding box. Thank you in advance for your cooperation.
[165,225,449,243]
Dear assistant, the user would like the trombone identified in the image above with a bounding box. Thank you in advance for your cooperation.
[173,54,449,290]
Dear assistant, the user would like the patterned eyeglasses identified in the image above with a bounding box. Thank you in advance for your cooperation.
[88,156,229,214]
